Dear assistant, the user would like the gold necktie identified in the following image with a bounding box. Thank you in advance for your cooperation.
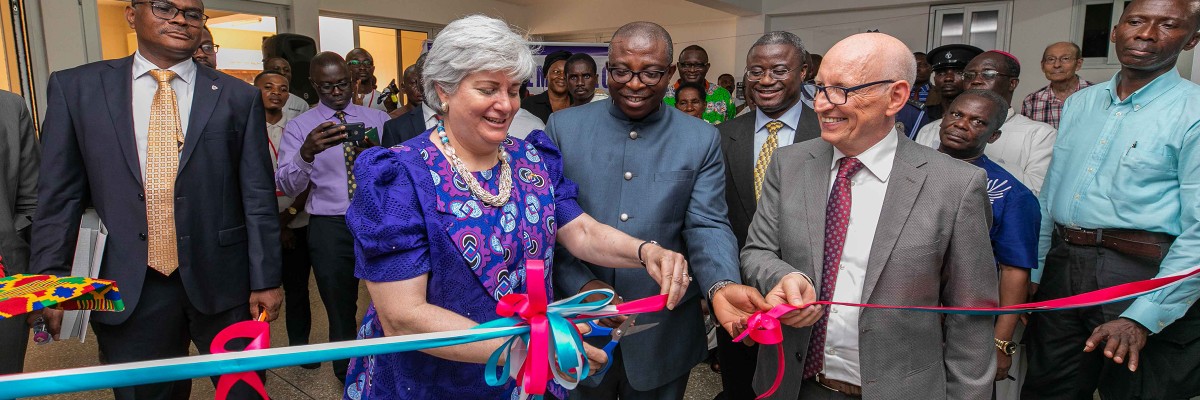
[754,120,784,200]
[146,69,183,276]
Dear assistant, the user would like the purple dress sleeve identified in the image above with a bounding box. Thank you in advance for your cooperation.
[524,129,583,225]
[347,146,431,282]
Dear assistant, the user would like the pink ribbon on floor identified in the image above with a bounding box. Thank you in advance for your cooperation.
[734,265,1200,399]
[210,319,270,400]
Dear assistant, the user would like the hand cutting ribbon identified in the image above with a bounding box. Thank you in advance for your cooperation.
[0,261,666,399]
[734,264,1200,399]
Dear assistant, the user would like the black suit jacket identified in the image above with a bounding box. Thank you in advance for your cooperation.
[381,104,426,147]
[31,56,281,325]
[718,104,821,249]
[520,92,553,123]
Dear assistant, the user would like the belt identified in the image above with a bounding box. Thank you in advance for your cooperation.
[1056,225,1175,260]
[811,374,862,397]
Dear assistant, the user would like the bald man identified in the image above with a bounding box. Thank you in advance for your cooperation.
[1021,42,1092,128]
[739,33,997,399]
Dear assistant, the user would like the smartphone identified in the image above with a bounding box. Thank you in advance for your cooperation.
[334,122,367,144]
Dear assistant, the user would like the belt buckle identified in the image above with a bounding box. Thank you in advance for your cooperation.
[816,374,842,394]
[1094,228,1104,243]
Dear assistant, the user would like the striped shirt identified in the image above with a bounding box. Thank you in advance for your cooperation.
[1020,77,1093,129]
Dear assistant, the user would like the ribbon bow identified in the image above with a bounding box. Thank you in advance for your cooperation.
[482,260,667,399]
[735,264,1200,399]
[211,318,270,400]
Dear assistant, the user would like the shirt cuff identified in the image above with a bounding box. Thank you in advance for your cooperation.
[293,152,315,174]
[1120,297,1181,334]
[787,271,815,288]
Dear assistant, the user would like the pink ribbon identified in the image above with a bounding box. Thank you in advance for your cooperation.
[211,320,270,400]
[735,265,1200,399]
[496,260,553,396]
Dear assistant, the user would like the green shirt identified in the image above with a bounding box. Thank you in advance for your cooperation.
[664,81,736,124]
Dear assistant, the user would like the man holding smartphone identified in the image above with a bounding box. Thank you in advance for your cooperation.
[275,51,388,383]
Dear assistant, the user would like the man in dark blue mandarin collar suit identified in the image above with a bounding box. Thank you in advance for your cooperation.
[546,21,767,399]
[28,0,281,398]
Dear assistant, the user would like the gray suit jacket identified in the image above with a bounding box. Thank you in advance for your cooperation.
[718,104,821,249]
[545,100,741,390]
[741,133,997,399]
[0,90,37,277]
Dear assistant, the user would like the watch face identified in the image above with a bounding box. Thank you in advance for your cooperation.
[1003,342,1018,355]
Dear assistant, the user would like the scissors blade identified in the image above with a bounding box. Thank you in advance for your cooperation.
[620,322,659,337]
[610,315,639,341]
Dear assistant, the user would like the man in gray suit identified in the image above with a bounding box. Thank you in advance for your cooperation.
[716,31,821,399]
[0,89,37,375]
[740,33,997,399]
[546,21,762,399]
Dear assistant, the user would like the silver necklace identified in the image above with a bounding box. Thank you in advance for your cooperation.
[436,119,512,207]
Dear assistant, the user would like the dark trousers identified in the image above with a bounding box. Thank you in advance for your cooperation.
[1021,236,1200,399]
[91,271,261,400]
[307,215,360,382]
[715,316,758,400]
[280,226,313,345]
[0,256,28,375]
[568,347,689,400]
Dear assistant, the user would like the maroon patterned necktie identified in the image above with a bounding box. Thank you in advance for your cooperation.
[803,156,865,379]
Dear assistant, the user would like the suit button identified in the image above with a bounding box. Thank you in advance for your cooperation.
[795,352,804,362]
[624,172,633,180]
[629,131,638,140]
[138,233,147,241]
[620,213,629,222]
[138,193,145,201]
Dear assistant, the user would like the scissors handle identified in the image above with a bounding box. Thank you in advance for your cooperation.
[596,339,619,376]
[583,320,613,338]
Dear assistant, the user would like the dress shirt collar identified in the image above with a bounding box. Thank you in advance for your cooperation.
[754,101,804,133]
[422,104,438,125]
[1004,107,1017,124]
[831,128,899,183]
[606,97,666,124]
[314,101,361,121]
[132,50,195,84]
[1104,68,1184,108]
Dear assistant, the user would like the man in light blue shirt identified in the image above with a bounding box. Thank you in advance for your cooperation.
[1022,0,1200,398]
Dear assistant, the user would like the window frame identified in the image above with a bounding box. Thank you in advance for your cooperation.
[927,1,1014,52]
[1071,0,1129,68]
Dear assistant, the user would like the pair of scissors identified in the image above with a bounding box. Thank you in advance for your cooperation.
[583,315,659,376]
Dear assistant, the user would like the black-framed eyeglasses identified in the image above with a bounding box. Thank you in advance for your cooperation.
[809,80,895,105]
[347,59,373,66]
[316,81,351,93]
[133,1,208,26]
[745,66,795,82]
[198,44,219,54]
[963,70,1015,81]
[678,62,708,71]
[606,67,666,86]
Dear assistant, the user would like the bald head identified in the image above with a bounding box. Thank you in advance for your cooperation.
[311,51,348,75]
[825,33,916,86]
[610,21,673,64]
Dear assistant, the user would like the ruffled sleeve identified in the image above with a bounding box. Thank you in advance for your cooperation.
[524,130,583,226]
[347,146,431,282]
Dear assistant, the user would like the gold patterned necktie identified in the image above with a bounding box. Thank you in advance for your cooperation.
[336,111,357,199]
[146,69,183,276]
[754,120,784,200]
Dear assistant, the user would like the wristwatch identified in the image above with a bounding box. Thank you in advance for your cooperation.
[286,207,299,216]
[995,338,1017,355]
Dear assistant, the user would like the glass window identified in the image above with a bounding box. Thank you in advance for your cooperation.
[929,2,1012,51]
[1073,0,1132,65]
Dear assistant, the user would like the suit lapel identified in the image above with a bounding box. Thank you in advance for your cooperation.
[726,116,758,218]
[101,57,142,185]
[861,138,927,303]
[804,143,833,281]
[179,67,220,171]
[409,105,424,134]
[794,103,821,144]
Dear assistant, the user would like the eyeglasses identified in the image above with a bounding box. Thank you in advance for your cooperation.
[347,59,373,66]
[607,67,666,86]
[133,1,208,26]
[1042,56,1078,65]
[678,62,708,71]
[963,70,1016,81]
[745,67,795,82]
[809,80,895,105]
[316,81,350,93]
[198,44,219,54]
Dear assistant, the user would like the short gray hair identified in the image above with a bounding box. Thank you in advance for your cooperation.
[611,22,674,64]
[751,31,810,68]
[423,15,535,114]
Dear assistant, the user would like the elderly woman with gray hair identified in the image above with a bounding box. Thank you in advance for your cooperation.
[342,15,693,399]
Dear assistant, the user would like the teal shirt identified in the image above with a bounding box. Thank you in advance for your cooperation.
[1037,69,1200,333]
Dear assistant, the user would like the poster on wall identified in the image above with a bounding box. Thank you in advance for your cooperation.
[425,41,610,95]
